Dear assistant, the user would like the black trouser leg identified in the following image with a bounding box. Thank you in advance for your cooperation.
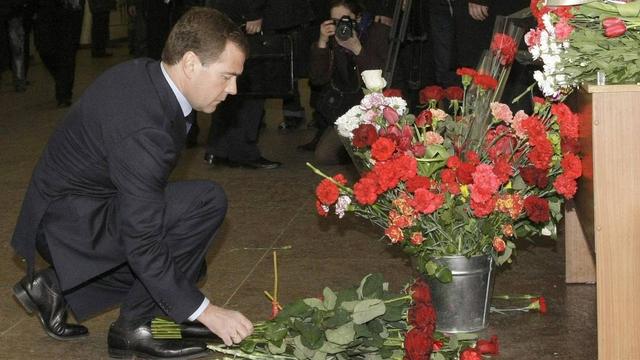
[62,180,227,323]
[91,11,110,55]
[207,96,262,162]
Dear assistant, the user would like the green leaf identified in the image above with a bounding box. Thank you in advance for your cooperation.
[352,299,386,324]
[322,287,337,311]
[367,318,384,335]
[304,298,327,311]
[424,260,438,276]
[434,265,453,283]
[240,340,256,353]
[311,351,327,360]
[293,335,315,359]
[357,273,385,299]
[268,340,288,354]
[277,300,311,320]
[340,300,360,312]
[265,321,289,345]
[432,352,446,360]
[496,241,513,265]
[294,320,325,350]
[335,288,359,305]
[325,322,356,345]
[354,323,372,338]
[323,308,352,328]
[318,341,345,354]
[381,301,405,322]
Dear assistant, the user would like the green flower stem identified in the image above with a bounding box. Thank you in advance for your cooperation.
[306,162,354,194]
[207,345,297,359]
[493,294,537,300]
[384,295,412,304]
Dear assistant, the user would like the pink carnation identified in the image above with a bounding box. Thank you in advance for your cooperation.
[511,110,528,138]
[470,164,501,203]
[490,102,513,123]
[424,131,444,145]
[555,20,574,41]
[429,108,448,122]
[524,28,542,47]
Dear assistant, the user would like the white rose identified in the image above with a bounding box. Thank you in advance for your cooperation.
[361,70,387,92]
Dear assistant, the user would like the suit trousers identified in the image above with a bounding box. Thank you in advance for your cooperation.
[37,180,227,323]
[207,96,262,162]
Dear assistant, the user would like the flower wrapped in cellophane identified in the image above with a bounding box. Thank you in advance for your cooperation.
[526,0,640,97]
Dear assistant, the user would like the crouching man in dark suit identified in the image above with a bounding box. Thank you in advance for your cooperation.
[10,7,253,359]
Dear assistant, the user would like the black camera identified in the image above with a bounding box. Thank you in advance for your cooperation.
[333,16,357,41]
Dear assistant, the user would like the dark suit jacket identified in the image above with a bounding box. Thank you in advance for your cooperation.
[11,59,204,322]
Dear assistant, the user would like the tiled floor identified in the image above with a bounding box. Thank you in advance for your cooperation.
[0,45,597,359]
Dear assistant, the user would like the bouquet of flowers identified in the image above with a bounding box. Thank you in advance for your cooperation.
[195,274,498,360]
[526,0,640,97]
[310,45,583,281]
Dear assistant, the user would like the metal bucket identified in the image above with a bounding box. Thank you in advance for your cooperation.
[425,255,495,333]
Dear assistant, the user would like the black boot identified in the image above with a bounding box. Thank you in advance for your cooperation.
[13,268,89,340]
[108,321,210,359]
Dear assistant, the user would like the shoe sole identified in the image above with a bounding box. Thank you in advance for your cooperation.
[108,347,211,359]
[12,282,88,341]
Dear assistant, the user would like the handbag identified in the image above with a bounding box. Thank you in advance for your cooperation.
[236,33,294,97]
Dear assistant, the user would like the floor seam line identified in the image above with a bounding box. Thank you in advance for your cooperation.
[222,205,302,307]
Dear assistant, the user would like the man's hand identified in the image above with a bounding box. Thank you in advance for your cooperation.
[245,19,263,35]
[468,3,489,21]
[197,304,253,346]
[128,5,136,17]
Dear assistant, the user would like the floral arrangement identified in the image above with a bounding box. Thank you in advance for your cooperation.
[192,274,499,359]
[526,0,640,97]
[310,48,583,281]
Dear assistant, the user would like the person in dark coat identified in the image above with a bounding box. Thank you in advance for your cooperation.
[11,8,253,358]
[0,0,28,91]
[88,0,116,57]
[302,0,390,164]
[33,0,84,107]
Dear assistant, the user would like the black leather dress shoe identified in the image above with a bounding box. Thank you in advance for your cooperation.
[204,153,237,167]
[13,268,89,340]
[236,156,282,169]
[108,321,210,359]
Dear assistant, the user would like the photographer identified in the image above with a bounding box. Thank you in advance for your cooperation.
[302,0,389,164]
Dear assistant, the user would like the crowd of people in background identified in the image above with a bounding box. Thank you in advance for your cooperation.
[1,0,532,166]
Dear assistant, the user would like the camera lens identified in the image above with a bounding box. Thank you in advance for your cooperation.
[335,16,353,41]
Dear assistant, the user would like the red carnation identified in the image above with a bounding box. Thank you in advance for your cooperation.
[353,177,378,205]
[456,67,477,77]
[466,150,480,165]
[383,88,403,97]
[456,162,476,185]
[471,196,496,217]
[520,165,549,189]
[446,155,461,169]
[315,200,328,217]
[385,225,404,243]
[473,74,498,91]
[411,189,445,214]
[492,156,513,184]
[352,124,379,149]
[524,196,550,223]
[371,137,396,161]
[538,296,548,314]
[394,154,418,181]
[410,278,432,304]
[553,173,578,199]
[419,85,444,104]
[561,152,582,179]
[528,140,553,170]
[406,176,432,193]
[476,335,499,355]
[432,341,444,351]
[491,33,517,65]
[460,348,482,360]
[404,328,434,360]
[603,17,627,38]
[333,173,348,185]
[415,109,433,127]
[444,86,464,101]
[316,178,339,205]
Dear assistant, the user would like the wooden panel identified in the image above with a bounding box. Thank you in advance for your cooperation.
[591,90,640,359]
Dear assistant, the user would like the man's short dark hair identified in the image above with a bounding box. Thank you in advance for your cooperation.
[162,7,249,65]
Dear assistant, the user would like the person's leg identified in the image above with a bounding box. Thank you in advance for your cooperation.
[428,0,457,87]
[145,1,171,60]
[53,5,83,105]
[91,10,111,57]
[62,180,227,324]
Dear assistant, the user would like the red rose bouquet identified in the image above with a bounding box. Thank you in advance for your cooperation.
[310,33,583,280]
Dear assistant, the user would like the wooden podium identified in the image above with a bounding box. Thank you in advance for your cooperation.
[564,84,640,359]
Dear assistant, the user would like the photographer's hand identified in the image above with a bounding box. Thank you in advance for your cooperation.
[336,33,362,56]
[246,18,263,34]
[318,20,335,48]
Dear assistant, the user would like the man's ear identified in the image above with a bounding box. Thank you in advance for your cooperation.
[181,51,200,79]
